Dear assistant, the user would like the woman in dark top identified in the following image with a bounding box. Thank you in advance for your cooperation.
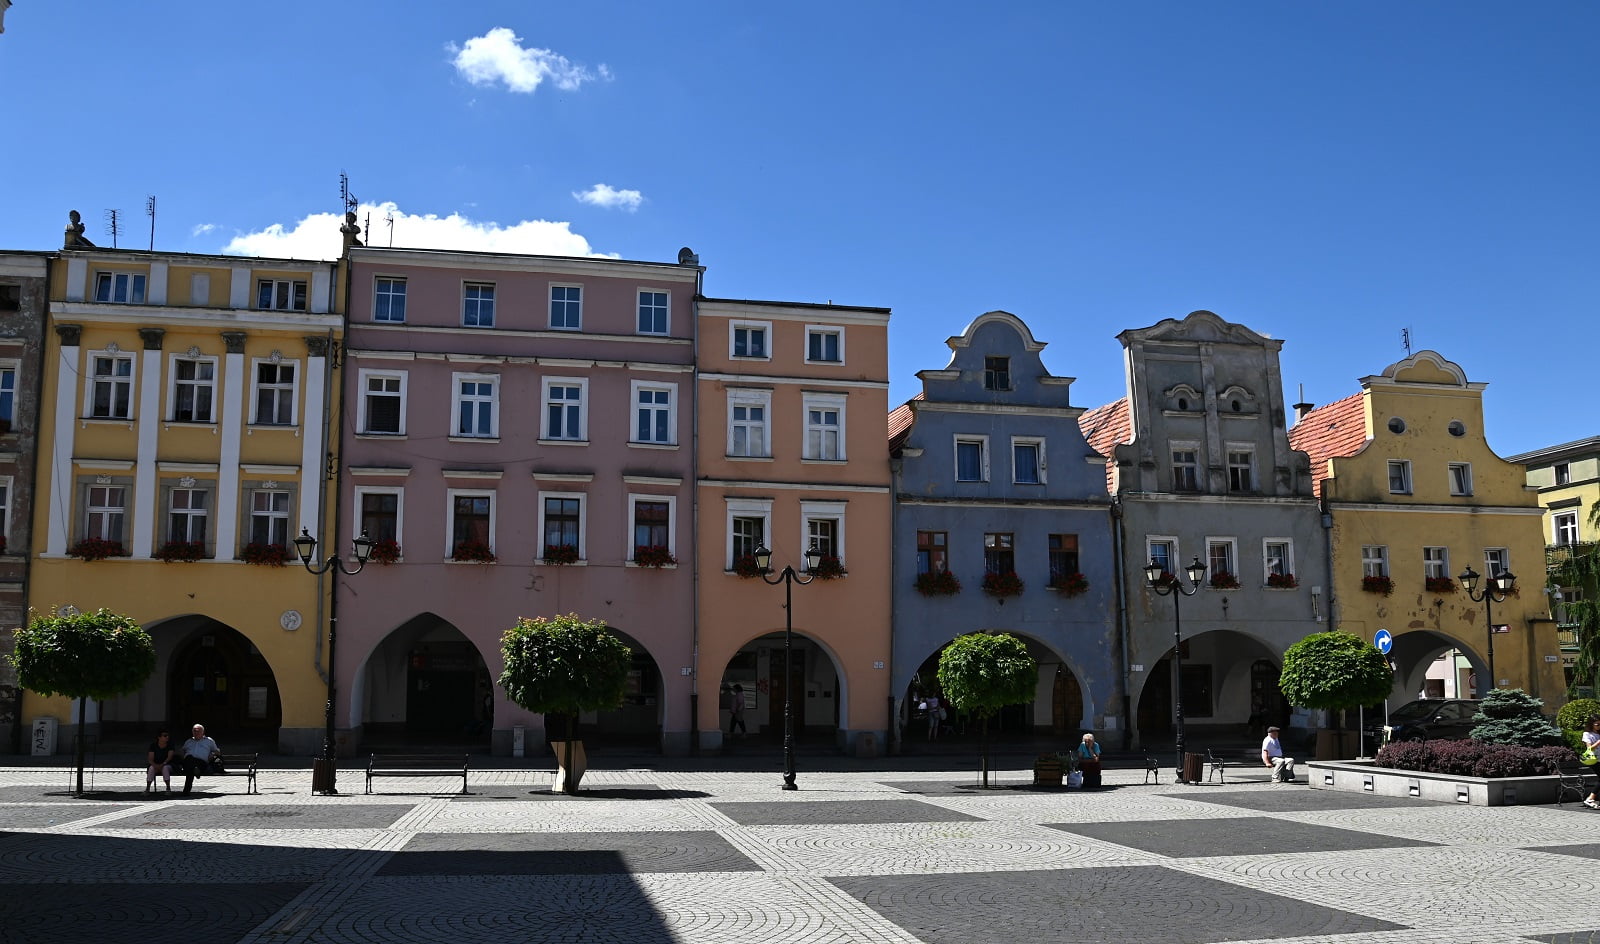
[146,730,175,793]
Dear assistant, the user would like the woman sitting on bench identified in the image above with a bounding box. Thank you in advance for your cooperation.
[178,723,222,795]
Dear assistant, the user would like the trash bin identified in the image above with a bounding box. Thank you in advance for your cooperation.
[30,717,57,756]
[311,758,337,794]
[1181,751,1204,784]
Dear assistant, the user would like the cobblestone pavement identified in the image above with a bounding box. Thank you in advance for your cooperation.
[2,761,1598,944]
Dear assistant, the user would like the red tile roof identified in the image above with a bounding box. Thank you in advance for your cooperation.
[1078,398,1130,493]
[887,393,923,455]
[1287,391,1367,499]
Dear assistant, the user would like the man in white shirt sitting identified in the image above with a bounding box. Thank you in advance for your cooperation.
[178,723,221,795]
[1261,725,1295,783]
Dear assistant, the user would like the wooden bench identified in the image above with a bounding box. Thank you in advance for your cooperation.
[365,754,470,795]
[174,753,258,794]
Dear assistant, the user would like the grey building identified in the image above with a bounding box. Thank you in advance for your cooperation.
[889,312,1118,747]
[1080,311,1327,750]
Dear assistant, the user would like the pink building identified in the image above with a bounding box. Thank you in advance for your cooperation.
[337,246,703,755]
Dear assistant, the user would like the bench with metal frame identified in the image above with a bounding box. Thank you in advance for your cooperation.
[364,754,470,795]
[1557,761,1597,808]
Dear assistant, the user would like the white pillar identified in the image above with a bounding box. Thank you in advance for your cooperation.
[214,332,247,557]
[131,329,164,558]
[46,326,81,556]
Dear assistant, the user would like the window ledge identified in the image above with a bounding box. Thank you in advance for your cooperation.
[80,417,136,427]
[247,424,301,434]
[163,422,218,431]
[624,561,678,570]
[804,360,845,366]
[445,559,498,565]
[537,439,590,447]
[448,436,501,444]
[628,441,680,450]
[534,559,589,567]
[729,355,772,362]
[1261,585,1299,591]
[801,457,848,464]
[356,433,408,440]
[725,455,774,462]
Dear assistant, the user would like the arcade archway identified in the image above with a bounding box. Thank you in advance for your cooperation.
[902,634,1084,747]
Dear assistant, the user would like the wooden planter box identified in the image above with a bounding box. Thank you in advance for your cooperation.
[1308,759,1562,806]
[1032,754,1065,788]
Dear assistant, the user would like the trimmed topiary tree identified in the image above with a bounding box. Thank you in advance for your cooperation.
[499,613,632,794]
[1467,688,1564,748]
[1278,631,1394,758]
[1557,697,1600,733]
[937,632,1038,787]
[11,609,155,795]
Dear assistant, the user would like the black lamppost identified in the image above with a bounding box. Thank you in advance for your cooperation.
[294,526,375,795]
[1459,565,1516,693]
[755,542,821,791]
[1145,556,1207,783]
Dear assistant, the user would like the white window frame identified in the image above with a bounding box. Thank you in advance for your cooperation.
[727,389,772,458]
[954,435,990,483]
[631,380,677,446]
[541,376,589,443]
[86,352,136,420]
[445,488,496,559]
[626,493,677,563]
[0,360,18,425]
[637,289,670,335]
[536,490,587,563]
[86,484,127,543]
[804,325,844,365]
[1171,441,1201,492]
[451,372,500,440]
[1226,443,1256,493]
[803,392,847,461]
[1388,460,1412,495]
[95,271,147,304]
[1147,535,1179,577]
[374,276,407,323]
[249,357,299,427]
[726,497,773,570]
[167,354,218,424]
[1205,537,1238,583]
[0,475,11,546]
[1262,538,1294,583]
[549,283,583,330]
[1484,547,1511,578]
[1556,463,1572,486]
[246,489,292,547]
[1555,511,1580,546]
[1011,436,1045,485]
[462,281,496,328]
[256,278,307,311]
[1423,546,1449,580]
[729,320,772,360]
[1448,462,1473,497]
[800,500,847,567]
[167,486,210,545]
[357,369,407,436]
[1362,544,1389,577]
[354,485,405,553]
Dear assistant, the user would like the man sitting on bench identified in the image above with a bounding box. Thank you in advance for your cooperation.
[1261,725,1295,783]
[178,723,222,795]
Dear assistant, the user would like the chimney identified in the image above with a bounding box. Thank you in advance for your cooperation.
[1292,383,1313,422]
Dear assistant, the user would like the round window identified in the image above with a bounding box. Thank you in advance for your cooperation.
[1177,398,1188,411]
[1387,417,1407,434]
[1448,420,1466,437]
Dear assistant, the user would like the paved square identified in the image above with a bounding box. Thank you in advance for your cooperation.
[712,797,984,826]
[0,804,135,828]
[378,830,759,875]
[1,881,308,943]
[1171,787,1424,812]
[0,831,362,882]
[109,802,413,829]
[830,865,1405,944]
[1047,815,1437,857]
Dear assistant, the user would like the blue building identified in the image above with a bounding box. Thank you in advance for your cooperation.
[888,312,1119,746]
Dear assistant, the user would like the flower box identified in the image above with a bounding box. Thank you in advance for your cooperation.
[240,542,290,567]
[1267,572,1299,589]
[1361,574,1394,595]
[1308,758,1565,807]
[1209,571,1241,590]
[732,554,763,578]
[915,570,961,596]
[809,555,847,580]
[981,570,1024,598]
[633,545,676,568]
[452,540,496,563]
[67,537,124,561]
[542,543,580,565]
[1425,576,1457,594]
[1048,572,1090,597]
[369,538,401,565]
[154,540,205,563]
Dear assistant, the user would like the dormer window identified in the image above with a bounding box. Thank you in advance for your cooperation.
[984,356,1010,391]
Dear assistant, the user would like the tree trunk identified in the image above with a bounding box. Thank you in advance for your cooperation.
[74,695,87,796]
[563,713,577,796]
[980,714,990,788]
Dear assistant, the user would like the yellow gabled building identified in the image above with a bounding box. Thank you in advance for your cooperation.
[1289,351,1562,705]
[1507,435,1600,688]
[26,213,343,753]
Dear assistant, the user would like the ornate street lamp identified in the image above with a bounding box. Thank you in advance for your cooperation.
[1145,556,1207,783]
[1459,565,1516,694]
[294,527,375,795]
[754,542,822,791]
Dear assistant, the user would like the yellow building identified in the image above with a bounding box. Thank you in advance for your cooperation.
[1508,435,1600,687]
[26,218,343,754]
[1289,351,1562,704]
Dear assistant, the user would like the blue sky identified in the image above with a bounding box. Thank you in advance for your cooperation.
[2,2,1594,457]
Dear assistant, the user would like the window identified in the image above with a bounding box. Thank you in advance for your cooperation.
[89,354,134,419]
[449,492,494,556]
[87,485,126,542]
[984,356,1010,391]
[256,279,307,311]
[540,495,584,560]
[542,378,587,442]
[359,370,406,435]
[248,490,291,547]
[1172,445,1200,491]
[374,277,407,323]
[1388,460,1412,494]
[358,489,401,545]
[802,501,845,566]
[1556,463,1572,486]
[95,272,146,304]
[1013,438,1043,484]
[804,394,845,460]
[632,499,671,556]
[550,284,582,330]
[731,321,769,359]
[168,488,208,544]
[1206,539,1237,582]
[0,366,15,425]
[633,382,675,445]
[1264,540,1293,581]
[1558,586,1586,625]
[0,479,9,546]
[1048,534,1080,582]
[1448,462,1473,496]
[1423,546,1449,580]
[1362,545,1389,577]
[638,290,668,334]
[251,360,296,426]
[0,284,18,311]
[955,436,988,482]
[170,357,216,423]
[917,531,949,575]
[984,532,1015,575]
[728,390,771,458]
[463,282,495,328]
[732,516,764,564]
[806,327,842,363]
[808,518,837,559]
[1227,447,1255,492]
[727,499,772,569]
[1555,511,1580,546]
[452,374,498,439]
[1484,547,1510,578]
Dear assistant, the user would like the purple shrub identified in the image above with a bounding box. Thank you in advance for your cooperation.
[1376,738,1571,778]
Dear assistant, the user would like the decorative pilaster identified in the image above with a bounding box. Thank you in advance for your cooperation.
[216,332,247,557]
[138,327,165,350]
[46,327,83,555]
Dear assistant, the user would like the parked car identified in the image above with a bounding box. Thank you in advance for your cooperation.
[1365,698,1482,746]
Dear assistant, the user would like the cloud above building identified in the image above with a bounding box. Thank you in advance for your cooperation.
[448,27,610,94]
[573,184,642,212]
[221,202,613,259]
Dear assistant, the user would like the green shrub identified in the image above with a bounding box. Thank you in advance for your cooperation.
[1557,698,1600,732]
[1467,688,1564,747]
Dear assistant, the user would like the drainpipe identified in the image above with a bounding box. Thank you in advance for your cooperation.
[1112,497,1133,752]
[687,256,703,755]
[1320,501,1335,626]
[888,455,902,756]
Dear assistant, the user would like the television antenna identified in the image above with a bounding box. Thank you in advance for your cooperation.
[1401,327,1413,357]
[385,210,395,247]
[104,208,122,249]
[145,195,157,251]
[339,172,358,214]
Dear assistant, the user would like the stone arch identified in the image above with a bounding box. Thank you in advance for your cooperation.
[710,627,848,745]
[898,630,1090,745]
[1387,629,1484,701]
[1132,628,1283,748]
[349,612,495,748]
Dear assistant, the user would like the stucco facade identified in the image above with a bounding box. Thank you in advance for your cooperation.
[889,311,1116,745]
[340,246,703,756]
[695,298,892,756]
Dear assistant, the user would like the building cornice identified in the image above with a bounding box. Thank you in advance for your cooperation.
[350,247,702,282]
[50,303,342,332]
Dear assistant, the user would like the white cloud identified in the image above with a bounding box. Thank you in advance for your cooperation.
[191,223,216,237]
[573,184,642,212]
[449,27,606,94]
[220,202,614,260]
